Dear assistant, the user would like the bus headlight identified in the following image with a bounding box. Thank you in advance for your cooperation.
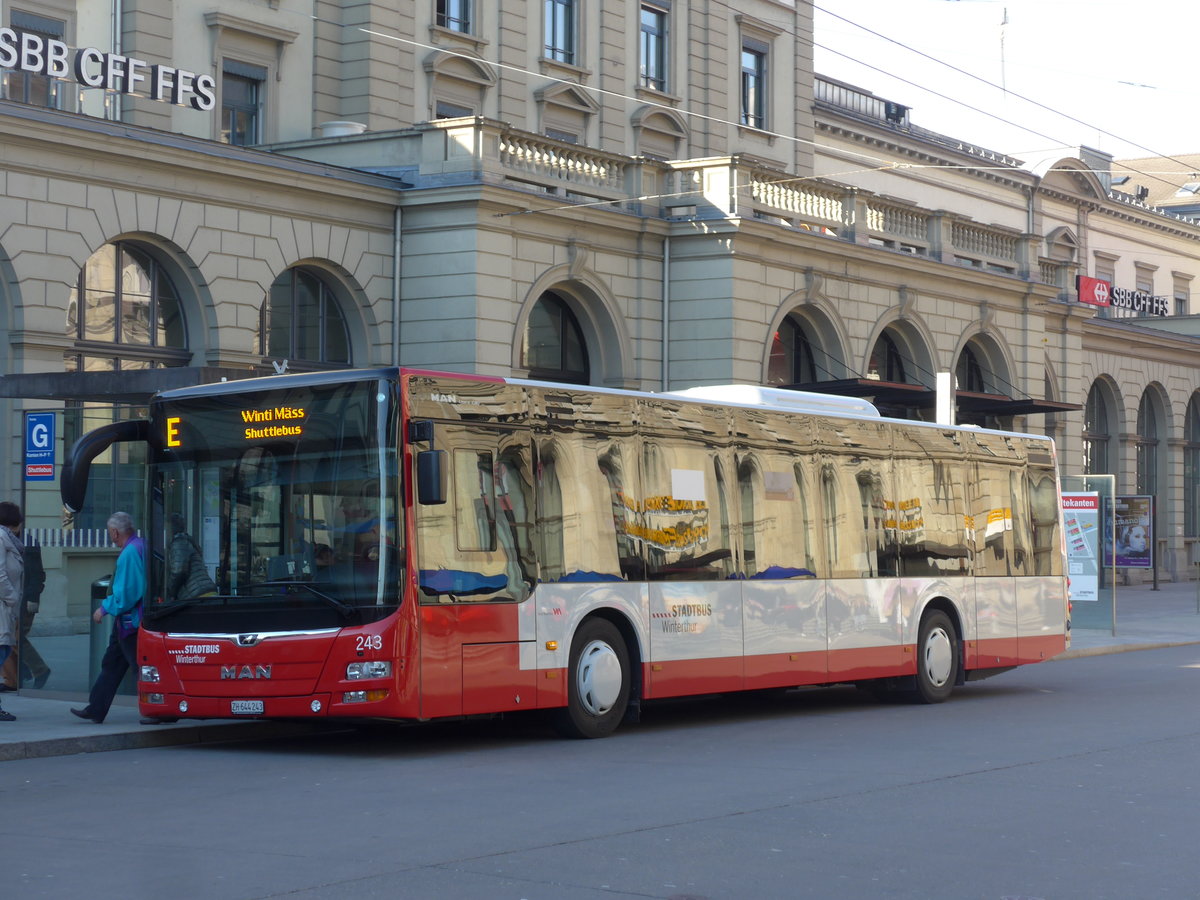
[346,661,392,680]
[140,666,160,683]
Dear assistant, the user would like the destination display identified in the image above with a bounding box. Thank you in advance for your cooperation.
[164,405,308,447]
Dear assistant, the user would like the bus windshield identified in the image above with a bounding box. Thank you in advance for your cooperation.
[145,378,400,632]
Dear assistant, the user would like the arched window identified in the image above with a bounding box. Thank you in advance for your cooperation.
[866,332,907,383]
[767,316,818,386]
[64,241,190,529]
[1135,389,1159,496]
[1185,394,1200,535]
[521,291,588,383]
[65,242,189,370]
[1083,382,1111,475]
[256,268,350,369]
[956,346,986,393]
[955,343,1007,430]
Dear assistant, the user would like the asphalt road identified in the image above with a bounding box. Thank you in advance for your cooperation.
[4,646,1200,900]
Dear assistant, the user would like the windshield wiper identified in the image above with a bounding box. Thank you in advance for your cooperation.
[146,594,237,621]
[254,580,357,619]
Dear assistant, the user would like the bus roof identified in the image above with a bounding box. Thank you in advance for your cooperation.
[664,384,880,418]
[153,367,1054,446]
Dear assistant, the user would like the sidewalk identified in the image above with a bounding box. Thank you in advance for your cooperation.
[1057,576,1200,657]
[2,580,1199,761]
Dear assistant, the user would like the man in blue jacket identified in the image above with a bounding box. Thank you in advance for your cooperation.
[71,511,145,724]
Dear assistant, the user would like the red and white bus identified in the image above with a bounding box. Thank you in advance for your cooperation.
[62,367,1069,738]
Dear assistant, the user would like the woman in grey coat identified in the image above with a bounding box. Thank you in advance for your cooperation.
[0,500,25,721]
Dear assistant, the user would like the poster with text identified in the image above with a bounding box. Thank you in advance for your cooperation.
[1063,492,1100,602]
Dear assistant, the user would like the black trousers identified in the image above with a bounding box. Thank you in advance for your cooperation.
[19,609,50,684]
[85,624,138,723]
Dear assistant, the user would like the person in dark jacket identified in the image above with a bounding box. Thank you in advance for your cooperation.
[167,514,217,603]
[17,539,50,689]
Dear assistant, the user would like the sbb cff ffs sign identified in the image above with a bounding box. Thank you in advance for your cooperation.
[1077,275,1170,316]
[0,26,216,110]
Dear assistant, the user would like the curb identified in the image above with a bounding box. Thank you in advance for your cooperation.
[1053,639,1200,661]
[0,720,332,762]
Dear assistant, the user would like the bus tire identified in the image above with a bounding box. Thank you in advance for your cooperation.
[553,618,630,739]
[915,609,958,704]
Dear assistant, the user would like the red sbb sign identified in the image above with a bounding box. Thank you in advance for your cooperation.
[1077,275,1110,307]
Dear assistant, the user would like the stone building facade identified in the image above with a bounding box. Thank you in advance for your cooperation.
[1,1,1199,691]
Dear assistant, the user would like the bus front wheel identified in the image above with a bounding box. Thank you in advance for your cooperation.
[554,618,630,739]
[915,610,958,704]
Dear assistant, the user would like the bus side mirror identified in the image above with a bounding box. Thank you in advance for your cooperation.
[417,450,447,505]
[61,419,150,513]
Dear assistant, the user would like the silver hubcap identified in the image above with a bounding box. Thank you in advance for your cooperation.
[576,639,622,716]
[923,625,953,688]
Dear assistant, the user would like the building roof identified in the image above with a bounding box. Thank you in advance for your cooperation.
[1111,153,1200,214]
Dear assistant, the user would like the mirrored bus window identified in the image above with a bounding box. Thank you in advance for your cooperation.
[818,419,896,578]
[1026,459,1063,577]
[535,434,634,582]
[733,408,821,580]
[418,428,534,602]
[892,426,969,577]
[966,432,1022,577]
[637,439,734,582]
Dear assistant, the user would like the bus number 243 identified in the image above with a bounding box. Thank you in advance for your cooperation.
[356,635,383,652]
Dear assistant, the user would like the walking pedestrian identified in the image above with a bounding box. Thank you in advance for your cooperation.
[18,537,50,689]
[71,512,146,724]
[0,500,24,721]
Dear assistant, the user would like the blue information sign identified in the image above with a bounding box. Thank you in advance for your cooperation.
[24,412,55,481]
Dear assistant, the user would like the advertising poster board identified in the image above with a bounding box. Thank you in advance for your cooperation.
[1104,495,1153,569]
[1062,492,1100,602]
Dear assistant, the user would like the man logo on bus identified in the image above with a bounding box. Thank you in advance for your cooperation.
[221,665,272,680]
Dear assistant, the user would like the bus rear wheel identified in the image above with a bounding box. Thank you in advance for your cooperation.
[554,618,630,739]
[915,609,958,704]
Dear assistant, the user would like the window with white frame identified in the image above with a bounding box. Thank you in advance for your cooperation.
[740,40,767,129]
[1174,273,1191,316]
[437,0,472,33]
[639,3,668,91]
[204,13,297,145]
[545,0,576,65]
[221,61,266,146]
[3,11,67,109]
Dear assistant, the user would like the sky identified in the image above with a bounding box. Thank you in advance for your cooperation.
[812,0,1195,168]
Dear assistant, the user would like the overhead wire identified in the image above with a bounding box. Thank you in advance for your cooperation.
[812,2,1192,193]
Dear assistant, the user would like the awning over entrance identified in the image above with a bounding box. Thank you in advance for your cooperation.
[0,367,257,403]
[787,378,1081,417]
